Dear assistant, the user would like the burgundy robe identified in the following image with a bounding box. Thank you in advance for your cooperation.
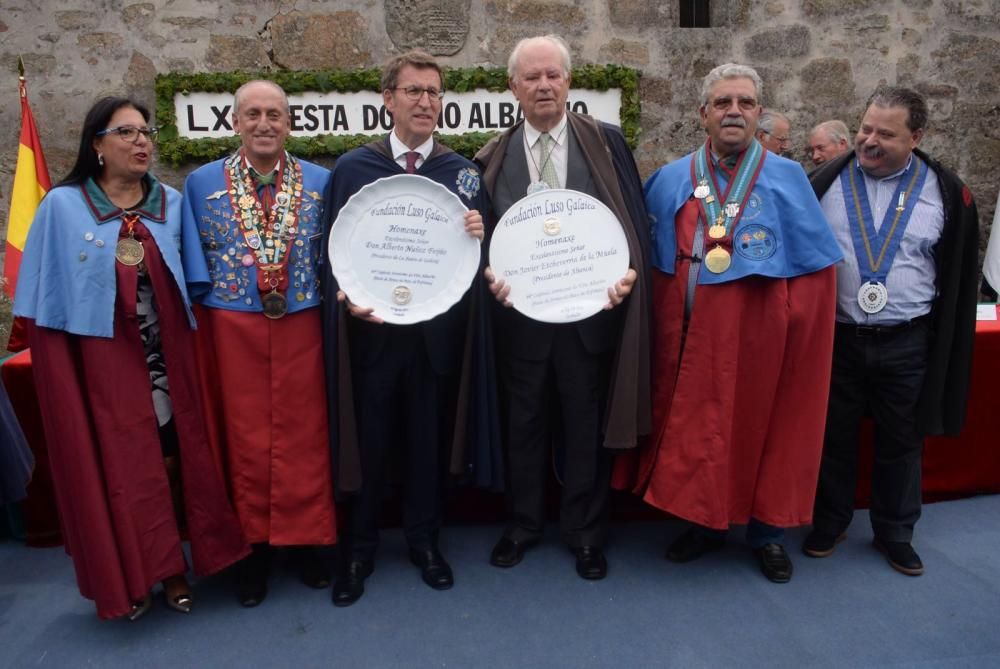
[615,199,837,529]
[28,221,249,619]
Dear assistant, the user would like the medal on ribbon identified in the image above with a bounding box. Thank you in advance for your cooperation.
[224,150,304,318]
[840,156,927,315]
[115,213,145,266]
[690,139,767,275]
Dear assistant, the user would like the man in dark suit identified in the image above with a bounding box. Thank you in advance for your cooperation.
[321,50,494,606]
[475,34,651,580]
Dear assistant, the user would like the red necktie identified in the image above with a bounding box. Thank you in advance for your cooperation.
[405,151,420,174]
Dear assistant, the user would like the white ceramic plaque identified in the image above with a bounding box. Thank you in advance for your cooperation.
[328,174,480,324]
[489,189,630,323]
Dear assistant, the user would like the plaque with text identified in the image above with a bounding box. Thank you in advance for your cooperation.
[328,174,480,324]
[489,189,630,323]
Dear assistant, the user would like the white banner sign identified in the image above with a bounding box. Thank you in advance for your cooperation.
[174,89,622,139]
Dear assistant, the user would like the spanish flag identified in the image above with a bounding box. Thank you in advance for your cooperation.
[4,67,52,351]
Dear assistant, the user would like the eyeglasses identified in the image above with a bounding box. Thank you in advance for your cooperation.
[709,96,758,112]
[96,126,159,143]
[762,131,791,145]
[393,86,445,101]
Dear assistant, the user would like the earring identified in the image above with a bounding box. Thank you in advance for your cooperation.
[98,153,104,166]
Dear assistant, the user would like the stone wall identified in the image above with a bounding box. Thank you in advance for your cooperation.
[2,0,999,284]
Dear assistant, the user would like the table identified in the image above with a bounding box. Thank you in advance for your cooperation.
[854,304,1000,506]
[3,307,998,542]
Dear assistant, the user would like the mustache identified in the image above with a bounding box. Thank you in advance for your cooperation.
[860,145,884,159]
[721,118,746,128]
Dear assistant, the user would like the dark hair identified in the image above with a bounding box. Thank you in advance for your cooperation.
[866,86,928,132]
[380,50,443,91]
[59,96,151,186]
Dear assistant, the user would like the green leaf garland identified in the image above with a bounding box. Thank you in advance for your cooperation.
[155,65,641,166]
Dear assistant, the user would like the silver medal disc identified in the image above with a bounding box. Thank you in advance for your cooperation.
[527,181,550,195]
[857,281,889,314]
[694,184,710,199]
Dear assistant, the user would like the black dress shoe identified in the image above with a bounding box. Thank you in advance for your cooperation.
[753,543,793,583]
[573,546,608,580]
[490,536,536,568]
[873,538,924,576]
[802,530,847,558]
[409,548,454,590]
[236,546,272,607]
[666,527,725,563]
[332,560,374,607]
[295,547,332,589]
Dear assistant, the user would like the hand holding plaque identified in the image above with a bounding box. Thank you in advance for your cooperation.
[488,189,630,323]
[328,175,481,325]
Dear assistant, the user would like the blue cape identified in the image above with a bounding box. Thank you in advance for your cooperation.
[645,150,842,282]
[180,155,330,314]
[14,176,191,337]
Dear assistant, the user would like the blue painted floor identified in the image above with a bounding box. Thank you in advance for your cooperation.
[1,495,999,668]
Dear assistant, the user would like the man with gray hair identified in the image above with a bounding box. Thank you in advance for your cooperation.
[806,86,979,576]
[808,120,850,167]
[616,63,842,584]
[755,109,792,157]
[181,80,337,606]
[476,34,651,580]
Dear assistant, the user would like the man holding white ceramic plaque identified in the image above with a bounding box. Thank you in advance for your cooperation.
[321,50,501,607]
[476,34,651,581]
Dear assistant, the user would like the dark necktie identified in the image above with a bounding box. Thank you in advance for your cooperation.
[405,151,420,174]
[250,167,276,185]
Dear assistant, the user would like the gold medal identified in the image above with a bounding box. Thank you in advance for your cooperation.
[261,291,288,319]
[708,225,726,239]
[704,246,731,274]
[115,237,144,266]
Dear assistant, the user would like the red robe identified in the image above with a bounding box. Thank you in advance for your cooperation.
[192,306,337,545]
[27,222,249,619]
[615,199,837,529]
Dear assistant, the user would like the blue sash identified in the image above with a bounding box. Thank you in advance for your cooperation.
[841,156,927,286]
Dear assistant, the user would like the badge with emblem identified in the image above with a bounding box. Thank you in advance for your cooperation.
[694,182,710,199]
[725,202,740,218]
[527,181,549,195]
[857,281,888,314]
[456,167,481,199]
[392,285,412,305]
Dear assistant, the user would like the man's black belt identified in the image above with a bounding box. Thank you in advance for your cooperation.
[837,314,931,337]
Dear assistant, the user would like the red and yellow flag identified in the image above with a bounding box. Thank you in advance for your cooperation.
[4,69,52,351]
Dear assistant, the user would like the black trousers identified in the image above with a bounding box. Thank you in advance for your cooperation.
[499,326,612,548]
[813,320,930,543]
[345,328,443,561]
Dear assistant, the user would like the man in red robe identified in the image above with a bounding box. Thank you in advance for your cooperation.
[181,81,337,606]
[617,63,842,583]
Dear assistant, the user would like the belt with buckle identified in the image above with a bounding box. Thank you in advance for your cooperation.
[838,314,930,337]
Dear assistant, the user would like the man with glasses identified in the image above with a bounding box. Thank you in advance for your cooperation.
[756,109,793,158]
[180,80,337,607]
[321,50,499,606]
[618,63,842,583]
[807,120,851,168]
[476,34,650,581]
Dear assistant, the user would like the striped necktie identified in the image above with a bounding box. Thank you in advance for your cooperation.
[538,132,560,189]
